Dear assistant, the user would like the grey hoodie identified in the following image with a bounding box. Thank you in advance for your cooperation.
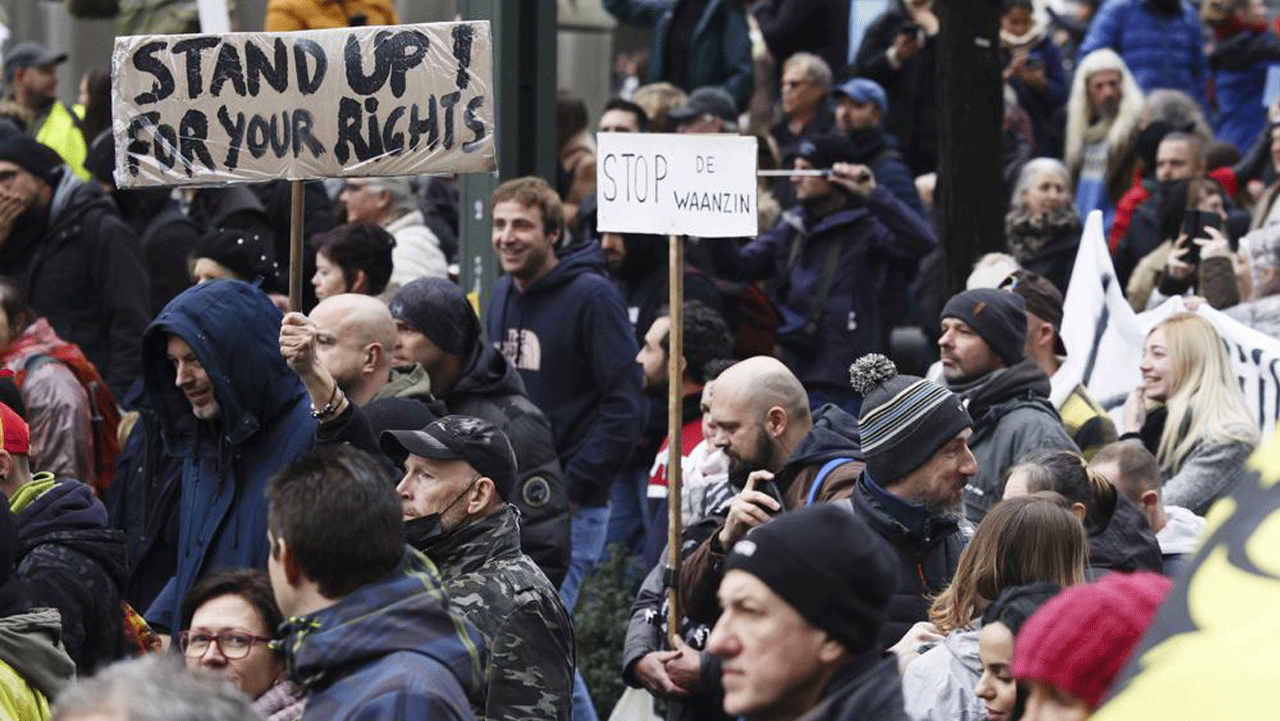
[0,608,76,701]
[901,627,987,721]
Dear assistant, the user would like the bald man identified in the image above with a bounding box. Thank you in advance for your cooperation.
[679,356,866,624]
[309,294,398,407]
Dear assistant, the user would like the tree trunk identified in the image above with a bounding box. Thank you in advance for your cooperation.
[935,0,1005,295]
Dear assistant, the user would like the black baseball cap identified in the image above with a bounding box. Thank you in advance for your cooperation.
[4,42,67,77]
[1001,269,1068,356]
[381,415,517,500]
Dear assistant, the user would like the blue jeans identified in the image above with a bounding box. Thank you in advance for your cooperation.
[559,505,610,721]
[605,466,649,559]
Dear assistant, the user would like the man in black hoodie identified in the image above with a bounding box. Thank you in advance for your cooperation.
[386,276,571,587]
[0,135,150,399]
[0,401,126,673]
[938,288,1078,523]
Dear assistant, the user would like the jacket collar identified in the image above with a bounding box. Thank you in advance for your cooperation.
[418,504,524,578]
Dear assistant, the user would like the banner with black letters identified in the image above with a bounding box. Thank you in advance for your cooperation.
[111,21,495,186]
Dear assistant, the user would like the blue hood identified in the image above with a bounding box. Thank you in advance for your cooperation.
[141,279,306,454]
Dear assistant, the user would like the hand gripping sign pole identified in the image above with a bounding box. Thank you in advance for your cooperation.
[111,22,497,308]
[596,131,756,643]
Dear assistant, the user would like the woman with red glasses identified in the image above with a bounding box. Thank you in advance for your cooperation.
[178,569,304,721]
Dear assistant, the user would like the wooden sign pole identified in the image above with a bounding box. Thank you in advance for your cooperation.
[666,233,685,642]
[288,180,305,311]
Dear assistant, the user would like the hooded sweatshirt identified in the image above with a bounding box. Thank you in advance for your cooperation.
[280,550,484,721]
[140,280,316,632]
[13,474,127,674]
[486,242,646,507]
[952,359,1079,523]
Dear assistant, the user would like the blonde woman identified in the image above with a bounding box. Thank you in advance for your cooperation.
[900,493,1088,721]
[1122,313,1260,514]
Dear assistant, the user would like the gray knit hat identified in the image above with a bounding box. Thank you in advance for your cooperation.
[940,288,1028,367]
[849,354,972,484]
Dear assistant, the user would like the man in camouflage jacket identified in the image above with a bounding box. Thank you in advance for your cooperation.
[383,415,574,721]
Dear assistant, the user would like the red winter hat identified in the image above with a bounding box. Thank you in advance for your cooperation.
[1012,571,1172,710]
[0,402,28,455]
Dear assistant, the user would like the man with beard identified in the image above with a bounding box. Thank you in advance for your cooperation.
[1064,49,1144,230]
[677,356,865,625]
[634,300,733,566]
[382,416,573,721]
[831,78,924,219]
[3,42,87,179]
[937,289,1077,524]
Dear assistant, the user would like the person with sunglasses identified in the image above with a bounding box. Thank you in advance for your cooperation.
[178,569,304,721]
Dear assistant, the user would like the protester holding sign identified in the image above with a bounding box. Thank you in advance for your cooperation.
[1121,313,1259,514]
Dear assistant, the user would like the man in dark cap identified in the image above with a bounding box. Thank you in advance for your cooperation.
[3,41,87,179]
[381,415,574,721]
[708,132,935,413]
[0,134,149,399]
[937,287,1077,523]
[384,277,570,586]
[707,502,906,721]
[670,86,740,134]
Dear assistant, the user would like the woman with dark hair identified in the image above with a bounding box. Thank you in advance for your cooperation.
[1003,448,1163,575]
[974,582,1062,721]
[310,222,397,301]
[179,568,303,720]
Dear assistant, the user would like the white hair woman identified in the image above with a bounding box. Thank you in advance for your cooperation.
[1005,157,1080,293]
[1122,313,1259,513]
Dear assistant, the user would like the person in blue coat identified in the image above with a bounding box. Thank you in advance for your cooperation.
[1078,0,1206,108]
[1205,0,1280,153]
[602,0,754,110]
[140,280,315,634]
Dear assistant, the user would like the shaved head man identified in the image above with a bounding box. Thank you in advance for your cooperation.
[309,294,397,407]
[708,356,814,486]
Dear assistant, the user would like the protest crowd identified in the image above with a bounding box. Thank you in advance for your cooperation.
[0,0,1279,718]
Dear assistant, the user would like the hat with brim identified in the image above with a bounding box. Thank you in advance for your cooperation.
[381,415,516,500]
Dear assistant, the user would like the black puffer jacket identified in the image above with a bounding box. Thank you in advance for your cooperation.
[797,653,909,721]
[440,343,572,588]
[851,0,937,175]
[846,477,963,649]
[15,476,128,674]
[0,170,149,399]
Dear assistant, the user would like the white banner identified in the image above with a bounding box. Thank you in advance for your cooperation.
[595,132,757,238]
[111,21,495,187]
[1056,211,1280,437]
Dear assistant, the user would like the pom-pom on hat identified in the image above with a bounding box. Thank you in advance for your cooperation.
[850,353,971,484]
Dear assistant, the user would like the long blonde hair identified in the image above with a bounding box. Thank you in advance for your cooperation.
[928,492,1087,634]
[1151,314,1259,475]
[1064,49,1144,177]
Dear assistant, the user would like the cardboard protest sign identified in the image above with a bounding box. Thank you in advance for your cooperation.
[111,21,495,187]
[1056,211,1280,437]
[595,132,757,238]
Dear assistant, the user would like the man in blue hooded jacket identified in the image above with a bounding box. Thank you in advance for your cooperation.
[140,280,315,634]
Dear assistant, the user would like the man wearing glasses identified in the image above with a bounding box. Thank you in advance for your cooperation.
[337,175,448,284]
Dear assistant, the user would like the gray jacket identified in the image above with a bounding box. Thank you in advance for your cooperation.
[956,360,1079,523]
[1224,295,1280,339]
[901,627,985,721]
[1162,436,1257,515]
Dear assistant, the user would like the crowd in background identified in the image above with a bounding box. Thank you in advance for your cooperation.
[0,0,1275,719]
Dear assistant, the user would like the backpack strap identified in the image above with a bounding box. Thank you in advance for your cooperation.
[806,456,855,506]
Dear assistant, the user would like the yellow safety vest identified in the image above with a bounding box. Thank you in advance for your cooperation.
[36,102,89,180]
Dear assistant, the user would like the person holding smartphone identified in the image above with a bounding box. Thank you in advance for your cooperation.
[1145,178,1246,310]
[1000,0,1068,157]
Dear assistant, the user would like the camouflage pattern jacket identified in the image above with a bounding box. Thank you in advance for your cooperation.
[419,505,575,721]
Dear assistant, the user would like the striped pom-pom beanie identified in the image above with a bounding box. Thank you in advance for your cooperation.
[849,354,972,484]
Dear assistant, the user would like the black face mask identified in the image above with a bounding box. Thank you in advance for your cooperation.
[1148,0,1180,14]
[403,475,479,551]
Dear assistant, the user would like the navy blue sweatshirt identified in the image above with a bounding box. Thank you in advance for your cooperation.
[486,242,646,507]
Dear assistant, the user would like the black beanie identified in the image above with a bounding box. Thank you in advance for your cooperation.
[941,288,1028,367]
[84,129,114,186]
[724,503,894,653]
[191,228,282,293]
[388,277,480,357]
[793,133,859,169]
[0,135,63,186]
[850,354,972,484]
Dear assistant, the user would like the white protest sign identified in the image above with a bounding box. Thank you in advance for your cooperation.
[1057,211,1280,437]
[111,21,495,187]
[595,132,757,238]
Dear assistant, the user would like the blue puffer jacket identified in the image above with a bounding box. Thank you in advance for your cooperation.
[603,0,754,110]
[281,550,484,721]
[1210,28,1280,153]
[710,187,935,390]
[141,280,315,632]
[1078,0,1206,106]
